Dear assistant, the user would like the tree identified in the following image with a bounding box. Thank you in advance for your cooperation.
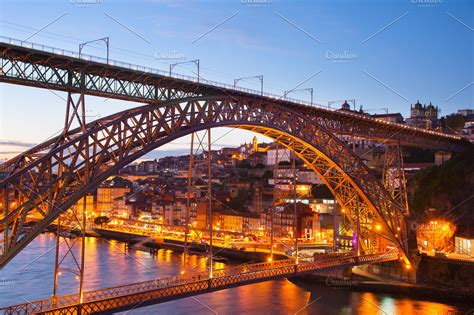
[236,160,251,169]
[443,113,465,130]
[94,216,110,226]
[410,148,474,235]
[224,189,250,212]
[261,170,273,180]
[311,184,333,199]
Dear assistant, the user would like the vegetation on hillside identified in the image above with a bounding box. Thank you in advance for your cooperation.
[410,147,474,235]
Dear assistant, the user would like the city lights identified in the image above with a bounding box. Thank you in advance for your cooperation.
[0,3,471,312]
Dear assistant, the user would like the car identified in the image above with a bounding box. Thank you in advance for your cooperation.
[231,245,238,250]
[239,247,246,251]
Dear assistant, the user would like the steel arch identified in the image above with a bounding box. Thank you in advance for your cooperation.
[0,95,409,266]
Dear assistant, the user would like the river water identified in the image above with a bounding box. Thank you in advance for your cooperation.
[0,234,472,314]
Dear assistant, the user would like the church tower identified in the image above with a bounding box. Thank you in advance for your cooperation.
[252,136,258,153]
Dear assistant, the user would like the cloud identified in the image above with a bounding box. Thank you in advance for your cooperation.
[0,151,24,154]
[0,140,37,148]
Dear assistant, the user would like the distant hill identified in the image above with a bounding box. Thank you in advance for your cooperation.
[409,147,474,236]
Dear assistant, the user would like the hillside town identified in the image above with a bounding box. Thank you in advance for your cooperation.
[57,102,470,255]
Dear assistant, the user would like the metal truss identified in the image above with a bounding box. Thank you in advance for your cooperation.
[269,141,301,260]
[182,129,214,278]
[0,95,412,266]
[242,127,397,257]
[0,41,468,152]
[0,251,398,315]
[51,205,87,302]
[383,143,409,215]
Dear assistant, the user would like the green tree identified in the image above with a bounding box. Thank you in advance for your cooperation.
[410,148,474,235]
[311,184,333,199]
[444,114,465,130]
[236,160,251,169]
[94,216,110,226]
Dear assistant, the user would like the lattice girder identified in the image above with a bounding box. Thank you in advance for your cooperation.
[1,96,409,266]
[0,41,467,153]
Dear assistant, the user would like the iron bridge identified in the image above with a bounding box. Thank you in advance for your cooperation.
[0,36,471,313]
[0,252,398,315]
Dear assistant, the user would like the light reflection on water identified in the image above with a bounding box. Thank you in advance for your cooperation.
[0,234,472,314]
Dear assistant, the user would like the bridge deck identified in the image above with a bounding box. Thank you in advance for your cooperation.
[0,36,467,152]
[0,252,398,315]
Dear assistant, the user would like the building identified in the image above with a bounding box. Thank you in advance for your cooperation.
[195,201,209,229]
[247,151,267,167]
[112,196,133,218]
[462,125,474,143]
[243,214,262,235]
[458,109,473,117]
[274,181,312,196]
[372,113,404,124]
[406,101,439,129]
[96,177,132,216]
[308,198,338,214]
[455,236,473,256]
[261,203,313,238]
[266,148,292,165]
[300,213,320,240]
[218,213,244,233]
[74,195,95,219]
[296,169,325,185]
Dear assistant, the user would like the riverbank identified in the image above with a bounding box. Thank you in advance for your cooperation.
[43,227,474,307]
[4,233,471,314]
[291,270,474,306]
[92,227,289,262]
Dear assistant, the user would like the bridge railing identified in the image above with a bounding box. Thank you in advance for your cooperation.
[0,259,297,313]
[0,253,398,314]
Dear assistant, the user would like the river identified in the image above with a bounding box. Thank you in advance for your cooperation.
[0,234,472,314]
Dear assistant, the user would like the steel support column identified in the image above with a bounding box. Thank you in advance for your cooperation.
[183,133,195,267]
[270,141,278,261]
[0,96,419,266]
[383,142,409,214]
[292,141,299,264]
[207,129,213,279]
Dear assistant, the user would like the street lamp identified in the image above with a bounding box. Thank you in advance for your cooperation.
[79,37,110,64]
[233,75,264,96]
[284,88,314,105]
[169,59,200,82]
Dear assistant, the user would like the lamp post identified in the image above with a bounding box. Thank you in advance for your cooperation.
[79,37,109,64]
[284,88,313,105]
[233,75,263,96]
[169,60,200,82]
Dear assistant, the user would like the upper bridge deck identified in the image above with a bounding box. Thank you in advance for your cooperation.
[0,36,469,152]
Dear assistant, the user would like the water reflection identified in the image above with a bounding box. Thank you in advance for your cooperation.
[0,234,471,314]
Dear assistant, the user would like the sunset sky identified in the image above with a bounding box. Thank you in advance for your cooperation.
[1,0,473,161]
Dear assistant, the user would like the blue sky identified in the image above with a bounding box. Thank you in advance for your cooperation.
[0,0,473,160]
